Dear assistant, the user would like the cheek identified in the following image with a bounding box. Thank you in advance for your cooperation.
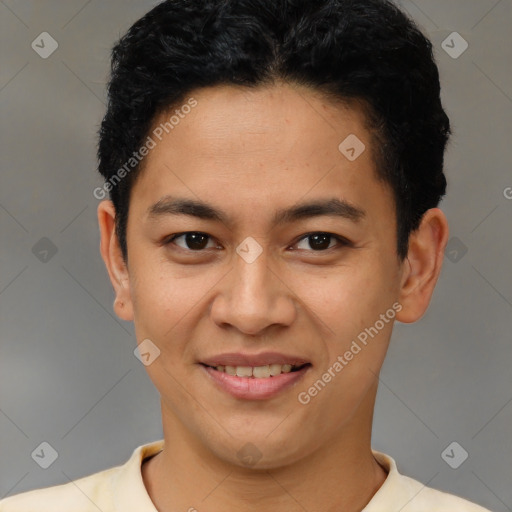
[295,270,394,435]
[290,257,396,333]
[291,258,397,391]
[128,260,200,345]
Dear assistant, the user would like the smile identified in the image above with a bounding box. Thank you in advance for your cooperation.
[200,362,312,400]
[202,362,309,378]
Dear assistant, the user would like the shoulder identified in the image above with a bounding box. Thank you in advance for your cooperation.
[0,466,119,512]
[367,451,492,512]
[0,440,164,512]
[397,473,492,511]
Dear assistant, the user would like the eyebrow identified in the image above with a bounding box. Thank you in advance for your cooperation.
[147,195,365,226]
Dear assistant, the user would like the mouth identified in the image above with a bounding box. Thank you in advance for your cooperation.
[198,354,312,400]
[200,362,311,378]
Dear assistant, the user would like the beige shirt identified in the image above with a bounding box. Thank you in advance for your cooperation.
[0,440,491,511]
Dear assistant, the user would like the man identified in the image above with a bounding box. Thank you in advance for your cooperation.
[0,0,492,510]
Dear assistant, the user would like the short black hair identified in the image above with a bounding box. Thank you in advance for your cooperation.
[97,0,451,261]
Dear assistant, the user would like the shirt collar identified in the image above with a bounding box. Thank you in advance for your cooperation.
[112,440,409,511]
[112,440,164,511]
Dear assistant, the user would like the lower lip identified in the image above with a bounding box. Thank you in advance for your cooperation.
[200,364,311,400]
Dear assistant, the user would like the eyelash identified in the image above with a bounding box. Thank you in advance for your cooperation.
[163,231,352,254]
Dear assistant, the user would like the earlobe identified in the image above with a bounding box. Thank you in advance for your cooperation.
[396,208,449,324]
[97,200,134,322]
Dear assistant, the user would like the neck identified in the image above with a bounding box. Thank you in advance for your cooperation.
[142,384,387,512]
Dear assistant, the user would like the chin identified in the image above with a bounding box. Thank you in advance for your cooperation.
[204,428,316,471]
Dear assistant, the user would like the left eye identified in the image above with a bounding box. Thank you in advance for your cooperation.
[165,231,348,252]
[294,232,347,251]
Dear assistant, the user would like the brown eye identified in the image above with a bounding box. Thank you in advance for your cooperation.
[166,232,216,251]
[294,232,350,252]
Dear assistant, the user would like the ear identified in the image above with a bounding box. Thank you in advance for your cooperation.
[97,200,134,322]
[396,208,449,323]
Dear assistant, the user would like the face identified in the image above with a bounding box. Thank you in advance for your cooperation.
[100,82,430,469]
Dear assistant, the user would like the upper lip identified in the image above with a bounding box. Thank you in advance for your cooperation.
[200,351,310,367]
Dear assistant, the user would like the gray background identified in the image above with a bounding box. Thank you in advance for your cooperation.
[0,0,511,510]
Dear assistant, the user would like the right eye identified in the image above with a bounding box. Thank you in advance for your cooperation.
[164,232,219,252]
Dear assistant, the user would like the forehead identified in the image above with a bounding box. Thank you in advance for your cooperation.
[130,82,393,225]
[160,82,371,157]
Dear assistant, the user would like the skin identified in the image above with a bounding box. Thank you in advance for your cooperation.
[98,81,449,511]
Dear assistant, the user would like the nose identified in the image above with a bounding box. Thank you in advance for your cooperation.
[210,245,297,336]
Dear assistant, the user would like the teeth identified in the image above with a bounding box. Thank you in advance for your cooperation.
[269,364,282,376]
[225,365,237,376]
[236,366,253,377]
[210,363,304,378]
[252,365,271,378]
